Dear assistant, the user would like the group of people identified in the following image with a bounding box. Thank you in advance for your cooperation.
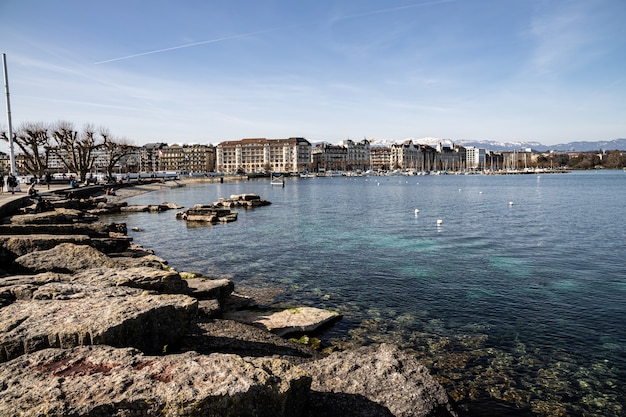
[0,173,19,194]
[0,172,55,195]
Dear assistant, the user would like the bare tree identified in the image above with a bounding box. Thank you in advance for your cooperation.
[1,122,50,177]
[50,121,103,182]
[99,127,137,180]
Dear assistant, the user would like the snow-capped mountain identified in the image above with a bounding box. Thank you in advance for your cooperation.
[368,137,626,152]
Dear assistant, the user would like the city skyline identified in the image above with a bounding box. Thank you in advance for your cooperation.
[1,0,625,155]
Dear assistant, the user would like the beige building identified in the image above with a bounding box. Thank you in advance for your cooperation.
[160,144,215,173]
[216,137,312,174]
[370,147,392,171]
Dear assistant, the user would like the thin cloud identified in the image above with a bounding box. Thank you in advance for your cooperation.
[93,28,280,65]
[337,0,454,21]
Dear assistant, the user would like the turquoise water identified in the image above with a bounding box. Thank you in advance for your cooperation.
[106,171,626,416]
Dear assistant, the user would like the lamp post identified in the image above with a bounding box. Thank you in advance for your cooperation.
[2,53,16,175]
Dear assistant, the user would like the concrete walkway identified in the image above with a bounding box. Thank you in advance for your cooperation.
[0,183,71,203]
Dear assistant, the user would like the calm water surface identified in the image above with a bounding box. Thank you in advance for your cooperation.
[106,170,626,417]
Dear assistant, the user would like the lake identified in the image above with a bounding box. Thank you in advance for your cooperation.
[105,170,626,417]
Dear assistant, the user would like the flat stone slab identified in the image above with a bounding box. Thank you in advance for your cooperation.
[8,208,98,224]
[225,306,341,337]
[0,283,197,362]
[71,266,190,294]
[0,345,311,417]
[14,242,118,273]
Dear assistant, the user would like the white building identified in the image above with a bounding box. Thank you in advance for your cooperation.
[465,147,486,170]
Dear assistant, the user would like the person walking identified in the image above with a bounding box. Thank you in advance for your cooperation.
[0,173,4,194]
[7,173,16,194]
[45,171,52,190]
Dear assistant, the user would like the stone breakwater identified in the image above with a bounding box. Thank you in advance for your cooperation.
[0,188,457,417]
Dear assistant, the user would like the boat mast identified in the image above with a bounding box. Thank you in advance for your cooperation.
[2,53,16,175]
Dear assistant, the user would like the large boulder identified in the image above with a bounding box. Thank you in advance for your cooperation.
[225,306,341,337]
[301,343,458,417]
[14,242,118,273]
[0,345,311,417]
[0,283,197,362]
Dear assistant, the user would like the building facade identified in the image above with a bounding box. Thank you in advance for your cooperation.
[341,139,371,172]
[216,137,312,174]
[312,143,347,172]
[370,147,392,171]
[465,146,486,170]
[159,144,215,173]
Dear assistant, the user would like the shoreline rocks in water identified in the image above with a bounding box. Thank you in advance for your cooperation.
[0,185,458,417]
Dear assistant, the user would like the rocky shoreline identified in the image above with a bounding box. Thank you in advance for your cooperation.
[0,182,458,417]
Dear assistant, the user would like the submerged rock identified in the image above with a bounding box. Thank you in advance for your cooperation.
[216,194,272,208]
[176,204,238,223]
[301,343,458,417]
[225,306,342,337]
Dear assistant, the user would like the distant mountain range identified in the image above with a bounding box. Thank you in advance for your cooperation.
[368,137,626,152]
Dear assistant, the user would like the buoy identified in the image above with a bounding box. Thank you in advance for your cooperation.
[437,219,443,226]
[509,201,514,205]
[479,191,483,194]
[414,209,420,215]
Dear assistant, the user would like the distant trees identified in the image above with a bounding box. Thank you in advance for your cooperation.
[601,150,626,169]
[0,122,51,177]
[99,128,136,179]
[50,121,104,182]
[565,151,626,170]
[1,120,135,180]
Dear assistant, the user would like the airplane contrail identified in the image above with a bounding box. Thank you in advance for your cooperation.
[93,28,279,65]
[94,0,451,65]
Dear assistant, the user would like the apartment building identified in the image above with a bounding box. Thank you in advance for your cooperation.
[465,146,486,170]
[216,137,312,174]
[370,147,392,171]
[312,143,347,172]
[160,144,215,173]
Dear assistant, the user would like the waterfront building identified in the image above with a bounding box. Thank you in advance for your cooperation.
[465,146,486,170]
[140,143,167,173]
[502,149,534,171]
[216,137,312,174]
[312,142,347,172]
[485,150,504,171]
[434,142,465,171]
[370,146,392,171]
[160,144,215,173]
[340,139,371,172]
[389,139,437,172]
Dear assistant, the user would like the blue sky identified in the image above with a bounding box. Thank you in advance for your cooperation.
[1,0,624,152]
